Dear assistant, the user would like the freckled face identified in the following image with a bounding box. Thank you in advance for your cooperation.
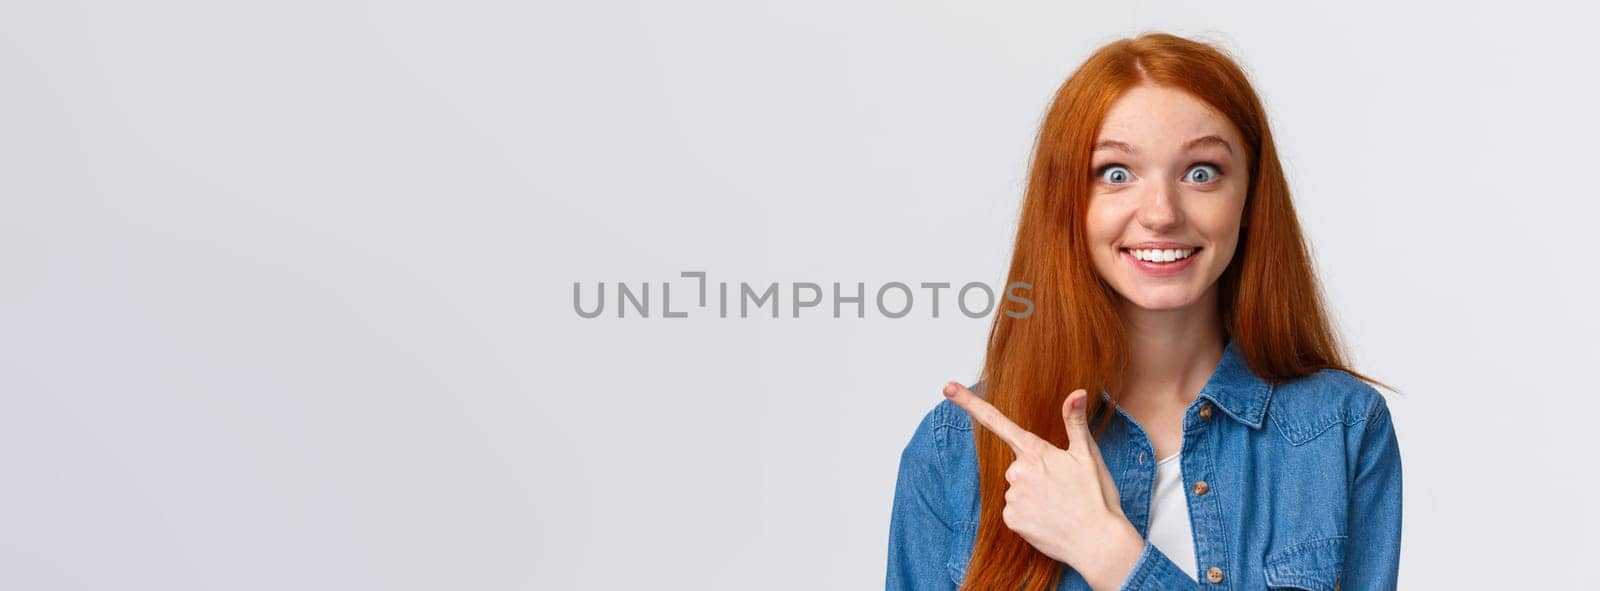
[1085,83,1250,312]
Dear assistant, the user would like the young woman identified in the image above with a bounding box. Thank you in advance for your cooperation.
[886,33,1402,590]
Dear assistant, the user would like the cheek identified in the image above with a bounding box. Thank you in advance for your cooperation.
[1196,191,1248,245]
[1083,203,1126,275]
[1083,200,1121,242]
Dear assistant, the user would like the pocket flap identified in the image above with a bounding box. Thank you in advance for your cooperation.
[1264,536,1346,591]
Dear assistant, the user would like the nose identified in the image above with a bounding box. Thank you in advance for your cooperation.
[1136,178,1184,232]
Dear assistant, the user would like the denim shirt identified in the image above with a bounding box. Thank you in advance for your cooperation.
[886,340,1402,590]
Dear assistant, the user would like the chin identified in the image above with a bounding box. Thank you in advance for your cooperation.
[1121,292,1200,311]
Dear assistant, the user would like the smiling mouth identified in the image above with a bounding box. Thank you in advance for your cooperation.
[1121,246,1202,264]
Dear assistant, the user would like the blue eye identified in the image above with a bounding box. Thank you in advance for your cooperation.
[1186,163,1222,183]
[1098,165,1133,185]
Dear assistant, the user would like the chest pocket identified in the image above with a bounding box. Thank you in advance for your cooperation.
[945,520,977,585]
[1264,536,1345,591]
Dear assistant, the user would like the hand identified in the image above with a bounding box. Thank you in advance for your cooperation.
[942,382,1145,590]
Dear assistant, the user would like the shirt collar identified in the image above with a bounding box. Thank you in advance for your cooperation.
[1198,339,1274,428]
[1098,338,1275,429]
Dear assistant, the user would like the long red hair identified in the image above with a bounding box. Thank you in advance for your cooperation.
[962,32,1395,590]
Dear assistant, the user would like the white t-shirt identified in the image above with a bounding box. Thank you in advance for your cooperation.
[1146,451,1199,582]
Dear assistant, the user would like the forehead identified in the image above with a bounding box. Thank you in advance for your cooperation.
[1096,84,1241,149]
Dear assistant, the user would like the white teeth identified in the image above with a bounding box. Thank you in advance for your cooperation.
[1129,247,1195,263]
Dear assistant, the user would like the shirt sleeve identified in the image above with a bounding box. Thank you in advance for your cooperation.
[1117,542,1204,590]
[886,403,959,591]
[1340,396,1404,588]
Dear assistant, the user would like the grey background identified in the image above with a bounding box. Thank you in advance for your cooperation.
[3,1,1595,589]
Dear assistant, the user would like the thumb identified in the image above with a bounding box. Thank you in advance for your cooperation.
[1061,389,1091,449]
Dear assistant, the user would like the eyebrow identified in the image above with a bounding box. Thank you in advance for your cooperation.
[1093,135,1234,155]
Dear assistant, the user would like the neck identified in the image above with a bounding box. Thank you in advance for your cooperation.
[1114,287,1225,407]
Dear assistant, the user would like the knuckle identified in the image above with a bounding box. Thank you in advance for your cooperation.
[1027,436,1049,454]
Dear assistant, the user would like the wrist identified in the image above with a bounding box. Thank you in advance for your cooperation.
[1080,518,1145,591]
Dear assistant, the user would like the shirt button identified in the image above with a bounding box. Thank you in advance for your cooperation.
[1206,567,1224,583]
[1138,452,1146,464]
[1192,480,1209,495]
[1198,403,1212,420]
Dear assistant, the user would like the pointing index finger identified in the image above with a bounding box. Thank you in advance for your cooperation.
[942,381,1039,455]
